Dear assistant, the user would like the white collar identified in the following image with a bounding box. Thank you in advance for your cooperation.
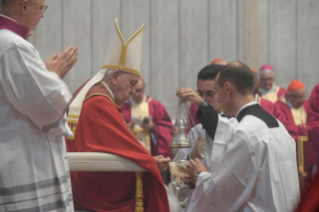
[101,81,115,100]
[260,83,276,95]
[130,94,146,104]
[236,101,258,117]
[0,14,19,24]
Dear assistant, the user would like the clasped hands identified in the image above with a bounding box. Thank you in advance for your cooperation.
[45,46,79,79]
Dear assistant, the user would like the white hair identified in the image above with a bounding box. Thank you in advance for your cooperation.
[103,69,129,79]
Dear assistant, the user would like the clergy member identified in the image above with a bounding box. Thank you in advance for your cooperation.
[275,79,309,141]
[210,58,228,65]
[176,61,300,211]
[121,76,173,158]
[259,64,286,102]
[173,64,238,212]
[251,68,284,118]
[0,1,78,212]
[66,19,170,212]
[306,83,319,177]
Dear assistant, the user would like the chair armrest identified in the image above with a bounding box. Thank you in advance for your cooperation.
[67,152,147,172]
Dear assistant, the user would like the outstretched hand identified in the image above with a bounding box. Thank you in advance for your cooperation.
[45,46,79,79]
[154,155,171,172]
[176,88,202,107]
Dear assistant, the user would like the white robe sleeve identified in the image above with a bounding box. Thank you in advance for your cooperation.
[0,42,73,135]
[193,132,258,212]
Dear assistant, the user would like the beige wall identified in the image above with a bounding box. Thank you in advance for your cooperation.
[25,0,319,118]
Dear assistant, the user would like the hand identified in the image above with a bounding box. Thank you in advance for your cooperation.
[45,46,79,79]
[182,158,207,178]
[141,121,154,131]
[154,155,171,172]
[176,88,202,107]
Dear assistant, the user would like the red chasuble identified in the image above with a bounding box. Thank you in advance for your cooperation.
[66,82,169,212]
[274,95,310,141]
[121,96,173,158]
[306,84,319,170]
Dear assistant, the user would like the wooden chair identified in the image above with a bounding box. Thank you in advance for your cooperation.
[67,152,146,212]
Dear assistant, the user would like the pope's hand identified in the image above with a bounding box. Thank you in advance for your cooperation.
[45,46,79,79]
[154,155,171,172]
[182,158,207,178]
[176,88,202,107]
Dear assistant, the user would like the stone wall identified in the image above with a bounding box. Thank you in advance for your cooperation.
[23,0,319,118]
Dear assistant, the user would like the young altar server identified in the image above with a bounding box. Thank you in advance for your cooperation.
[176,61,300,212]
[173,64,238,212]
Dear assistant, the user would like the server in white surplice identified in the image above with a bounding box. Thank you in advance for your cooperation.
[176,61,300,212]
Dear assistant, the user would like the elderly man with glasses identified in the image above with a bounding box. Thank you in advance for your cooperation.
[275,79,310,141]
[0,0,78,211]
[258,64,287,103]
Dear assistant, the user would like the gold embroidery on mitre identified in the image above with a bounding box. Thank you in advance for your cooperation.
[101,19,144,76]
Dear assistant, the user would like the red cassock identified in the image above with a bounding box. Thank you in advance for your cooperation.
[306,83,319,170]
[121,96,173,158]
[274,95,310,141]
[296,165,319,212]
[66,82,169,212]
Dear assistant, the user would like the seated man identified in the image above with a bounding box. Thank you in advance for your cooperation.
[121,76,173,158]
[251,68,284,118]
[259,64,286,102]
[66,20,170,212]
[306,83,319,177]
[275,79,310,141]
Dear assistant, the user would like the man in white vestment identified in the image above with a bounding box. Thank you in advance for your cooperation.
[173,64,238,212]
[0,0,78,211]
[176,61,300,212]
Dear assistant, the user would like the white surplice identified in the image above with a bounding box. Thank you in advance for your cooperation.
[189,102,300,212]
[0,29,74,211]
[172,116,238,212]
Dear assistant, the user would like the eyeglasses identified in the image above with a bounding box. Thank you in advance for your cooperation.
[260,77,274,82]
[40,5,48,13]
[198,91,216,99]
[289,93,307,101]
[21,1,48,13]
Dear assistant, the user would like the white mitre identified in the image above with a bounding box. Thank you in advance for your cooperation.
[66,19,145,140]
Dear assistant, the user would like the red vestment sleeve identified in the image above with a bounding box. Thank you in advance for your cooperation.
[274,100,307,141]
[306,84,319,170]
[296,164,319,212]
[148,99,174,158]
[67,96,169,212]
